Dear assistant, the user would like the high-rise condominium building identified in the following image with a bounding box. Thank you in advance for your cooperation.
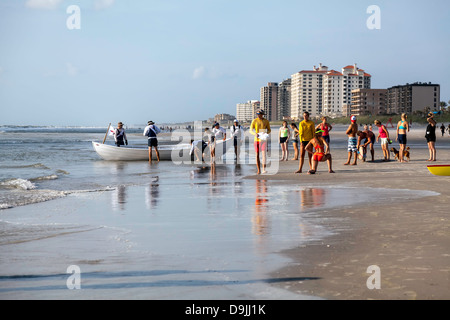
[236,100,259,123]
[323,64,371,117]
[260,82,279,121]
[291,64,328,120]
[387,82,440,114]
[277,78,291,120]
[351,89,387,116]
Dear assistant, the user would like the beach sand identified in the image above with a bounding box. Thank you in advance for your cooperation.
[246,126,450,300]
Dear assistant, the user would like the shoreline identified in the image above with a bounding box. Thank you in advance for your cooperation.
[244,130,450,300]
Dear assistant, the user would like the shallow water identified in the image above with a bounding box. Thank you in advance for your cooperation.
[0,127,441,299]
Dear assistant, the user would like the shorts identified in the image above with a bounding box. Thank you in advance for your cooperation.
[398,134,407,145]
[313,152,324,162]
[380,138,388,145]
[322,135,330,144]
[234,137,242,147]
[280,137,288,144]
[348,137,358,152]
[254,141,267,153]
[148,138,158,147]
[301,140,310,148]
[291,138,299,145]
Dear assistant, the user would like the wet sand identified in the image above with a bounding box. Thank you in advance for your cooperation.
[246,126,450,300]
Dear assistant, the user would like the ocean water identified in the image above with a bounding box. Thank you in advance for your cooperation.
[0,126,441,299]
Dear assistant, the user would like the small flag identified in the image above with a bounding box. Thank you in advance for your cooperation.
[108,126,116,136]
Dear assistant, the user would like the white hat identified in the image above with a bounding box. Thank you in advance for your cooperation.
[351,115,357,122]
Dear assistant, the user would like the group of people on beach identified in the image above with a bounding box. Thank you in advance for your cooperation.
[111,109,442,172]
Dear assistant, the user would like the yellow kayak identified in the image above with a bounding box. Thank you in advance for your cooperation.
[427,165,450,176]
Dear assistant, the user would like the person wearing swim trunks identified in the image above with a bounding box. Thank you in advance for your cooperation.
[396,113,410,162]
[295,112,315,174]
[143,121,161,163]
[250,110,271,174]
[279,121,290,161]
[344,115,358,166]
[304,129,334,174]
[375,119,390,161]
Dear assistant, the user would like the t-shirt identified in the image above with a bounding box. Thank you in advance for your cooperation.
[212,127,226,140]
[298,120,315,142]
[250,118,271,142]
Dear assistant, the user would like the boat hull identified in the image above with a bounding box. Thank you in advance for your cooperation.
[427,165,450,176]
[92,142,180,161]
[92,139,233,162]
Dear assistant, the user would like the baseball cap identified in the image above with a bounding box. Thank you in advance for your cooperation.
[351,116,357,122]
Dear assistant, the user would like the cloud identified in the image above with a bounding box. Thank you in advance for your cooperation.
[192,66,206,80]
[94,0,115,10]
[66,63,78,77]
[25,0,62,10]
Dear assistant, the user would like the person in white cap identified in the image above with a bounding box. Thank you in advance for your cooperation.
[344,115,359,165]
[230,120,244,161]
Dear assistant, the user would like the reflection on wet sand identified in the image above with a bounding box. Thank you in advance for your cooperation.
[299,188,327,210]
[145,177,160,210]
[252,180,270,237]
[111,185,127,211]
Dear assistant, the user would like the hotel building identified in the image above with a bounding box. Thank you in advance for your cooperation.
[387,82,440,114]
[351,89,387,116]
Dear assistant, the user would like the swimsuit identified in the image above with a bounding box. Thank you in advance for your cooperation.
[312,140,325,162]
[348,137,358,152]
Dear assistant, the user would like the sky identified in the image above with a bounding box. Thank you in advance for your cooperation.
[0,0,449,126]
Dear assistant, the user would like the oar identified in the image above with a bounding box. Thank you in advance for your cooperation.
[102,123,111,144]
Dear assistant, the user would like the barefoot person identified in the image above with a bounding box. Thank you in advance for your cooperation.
[344,115,358,166]
[231,120,244,161]
[290,123,300,160]
[396,113,410,162]
[425,112,437,161]
[143,121,161,163]
[295,112,315,174]
[357,129,375,162]
[316,116,332,152]
[279,121,290,161]
[250,110,271,174]
[375,120,390,161]
[305,129,334,174]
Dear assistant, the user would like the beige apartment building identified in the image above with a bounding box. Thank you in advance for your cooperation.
[323,64,372,117]
[291,63,371,119]
[387,82,440,114]
[236,100,259,123]
[291,64,327,120]
[351,89,387,116]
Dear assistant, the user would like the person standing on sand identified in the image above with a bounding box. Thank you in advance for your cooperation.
[374,119,390,161]
[344,115,358,166]
[396,113,410,163]
[356,130,375,162]
[440,123,446,137]
[250,110,271,174]
[279,121,290,161]
[231,120,244,161]
[316,116,332,152]
[143,121,161,163]
[290,123,300,161]
[425,112,437,161]
[295,112,315,174]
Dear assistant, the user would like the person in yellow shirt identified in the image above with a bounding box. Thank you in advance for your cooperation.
[295,111,315,174]
[250,110,271,174]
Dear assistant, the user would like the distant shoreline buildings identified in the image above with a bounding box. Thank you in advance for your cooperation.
[236,63,441,122]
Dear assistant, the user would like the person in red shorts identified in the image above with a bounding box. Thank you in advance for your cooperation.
[250,110,271,174]
[305,129,334,174]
